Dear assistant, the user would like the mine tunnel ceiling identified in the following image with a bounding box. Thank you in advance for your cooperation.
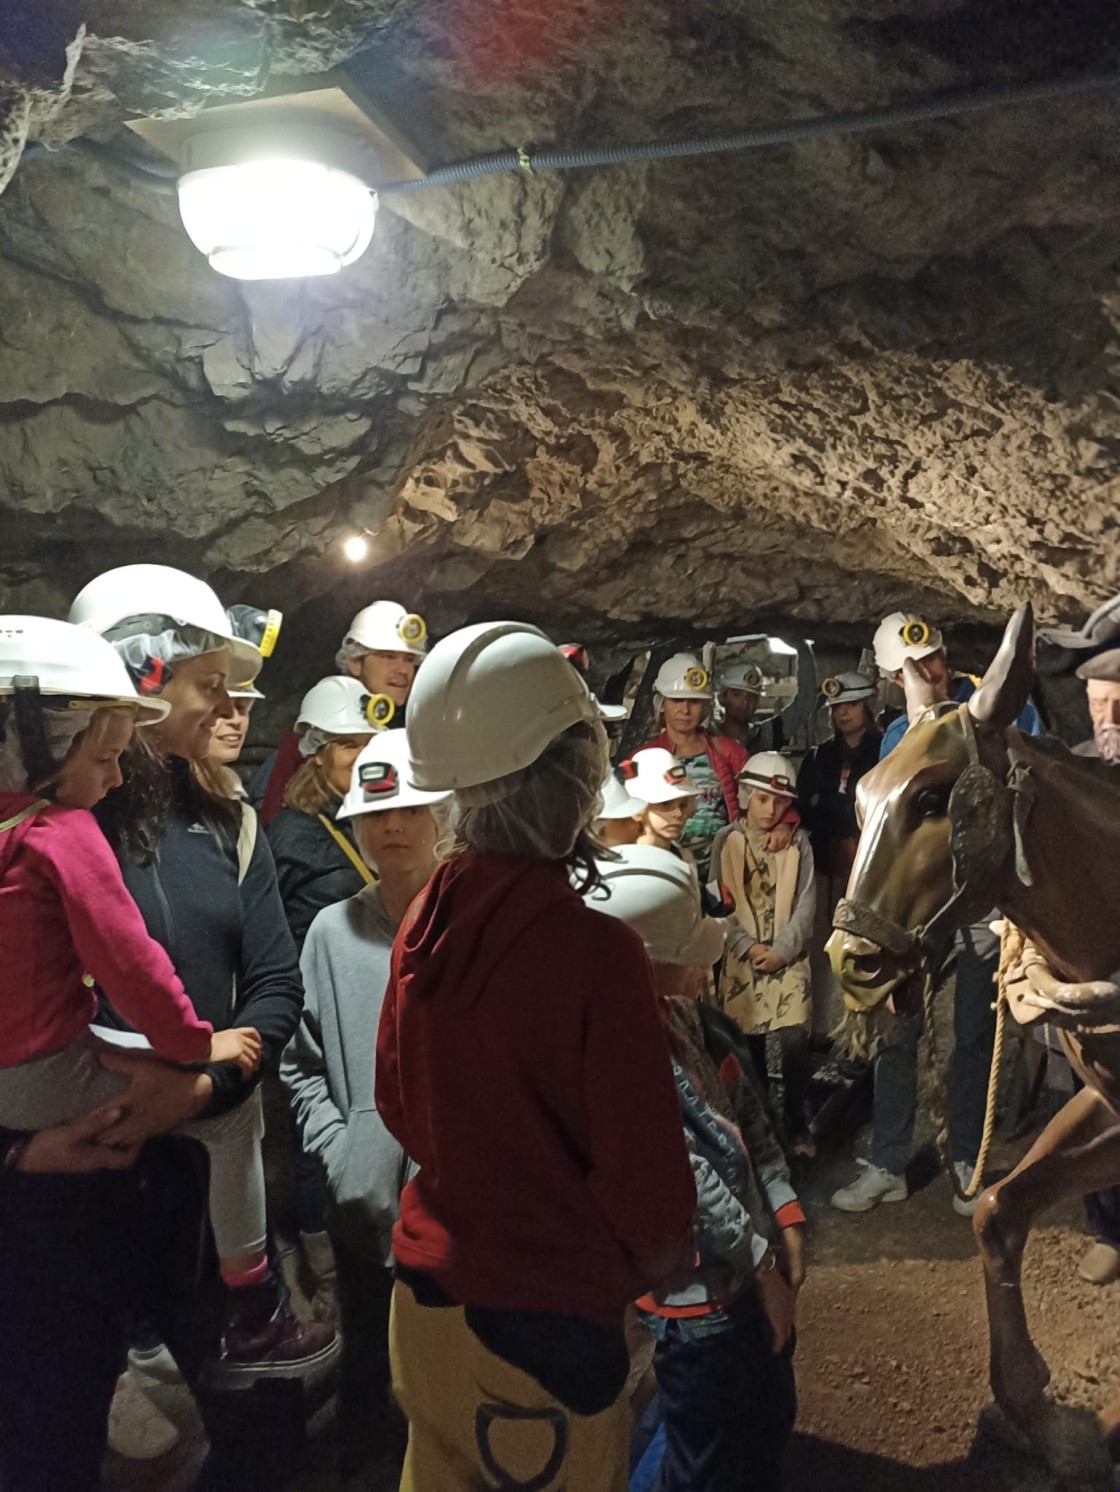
[1,0,1119,675]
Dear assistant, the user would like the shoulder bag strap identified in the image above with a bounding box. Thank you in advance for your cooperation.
[236,803,258,887]
[317,813,374,886]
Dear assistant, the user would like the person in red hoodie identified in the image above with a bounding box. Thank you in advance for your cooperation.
[376,621,696,1492]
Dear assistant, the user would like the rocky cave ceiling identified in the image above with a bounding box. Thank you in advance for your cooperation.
[2,0,1120,688]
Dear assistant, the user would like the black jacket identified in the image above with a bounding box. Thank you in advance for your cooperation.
[796,731,882,872]
[96,758,304,1118]
[266,801,367,955]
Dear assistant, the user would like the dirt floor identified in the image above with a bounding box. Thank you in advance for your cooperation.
[787,1136,1120,1492]
[101,1132,1120,1492]
[100,1049,1120,1492]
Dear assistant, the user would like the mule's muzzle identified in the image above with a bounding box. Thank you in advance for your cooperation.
[826,930,907,1012]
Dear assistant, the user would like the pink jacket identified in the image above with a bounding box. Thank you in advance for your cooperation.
[0,793,212,1068]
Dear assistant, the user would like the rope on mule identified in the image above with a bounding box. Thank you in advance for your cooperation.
[927,922,1015,1203]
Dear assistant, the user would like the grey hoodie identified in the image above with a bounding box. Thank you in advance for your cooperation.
[281,884,413,1264]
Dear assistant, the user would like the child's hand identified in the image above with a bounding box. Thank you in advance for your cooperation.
[762,822,794,853]
[749,944,784,974]
[208,1027,262,1078]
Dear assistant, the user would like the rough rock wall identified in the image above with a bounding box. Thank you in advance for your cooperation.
[0,0,1118,700]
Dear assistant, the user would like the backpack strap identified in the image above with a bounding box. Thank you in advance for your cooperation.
[317,814,374,886]
[0,799,50,835]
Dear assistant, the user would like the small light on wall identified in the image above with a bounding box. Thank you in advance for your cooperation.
[343,534,371,563]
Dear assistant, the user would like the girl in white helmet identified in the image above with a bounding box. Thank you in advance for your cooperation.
[266,676,382,1329]
[593,770,644,848]
[266,676,381,953]
[376,622,694,1492]
[639,653,795,880]
[711,753,817,1156]
[282,732,451,1486]
[623,746,699,858]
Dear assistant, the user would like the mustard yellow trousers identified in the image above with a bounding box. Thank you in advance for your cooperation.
[389,1280,629,1491]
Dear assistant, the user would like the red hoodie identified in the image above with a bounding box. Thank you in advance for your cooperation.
[375,852,696,1327]
[0,793,212,1068]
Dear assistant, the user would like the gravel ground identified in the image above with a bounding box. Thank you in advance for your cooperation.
[102,1132,1119,1492]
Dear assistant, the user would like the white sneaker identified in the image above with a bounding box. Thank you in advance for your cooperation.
[1079,1242,1120,1285]
[952,1162,979,1218]
[830,1159,907,1212]
[106,1372,180,1460]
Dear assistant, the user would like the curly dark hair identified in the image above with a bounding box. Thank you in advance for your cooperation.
[96,731,240,865]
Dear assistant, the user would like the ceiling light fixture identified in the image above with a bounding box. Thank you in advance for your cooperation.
[127,77,426,281]
[178,129,376,280]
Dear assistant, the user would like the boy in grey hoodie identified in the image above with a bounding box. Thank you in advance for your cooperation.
[586,845,804,1492]
[281,733,449,1487]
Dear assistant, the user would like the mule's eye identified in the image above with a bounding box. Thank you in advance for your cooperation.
[915,785,950,819]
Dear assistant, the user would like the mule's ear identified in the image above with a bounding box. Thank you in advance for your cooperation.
[902,657,939,722]
[968,603,1035,730]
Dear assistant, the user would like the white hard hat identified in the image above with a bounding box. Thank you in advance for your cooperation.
[597,772,644,821]
[653,652,713,701]
[337,730,452,820]
[595,697,628,722]
[620,747,697,806]
[718,662,765,695]
[873,612,944,675]
[737,751,797,799]
[820,670,877,705]
[296,676,384,737]
[69,565,262,684]
[406,621,601,792]
[0,616,169,724]
[585,845,727,967]
[342,601,427,660]
[229,684,264,701]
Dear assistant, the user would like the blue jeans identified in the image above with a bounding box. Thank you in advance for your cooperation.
[871,924,997,1175]
[1085,1187,1120,1247]
[648,1294,796,1492]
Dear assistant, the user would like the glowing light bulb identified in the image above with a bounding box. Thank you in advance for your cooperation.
[178,157,377,280]
[343,534,370,563]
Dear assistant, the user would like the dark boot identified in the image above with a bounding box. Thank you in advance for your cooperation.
[301,1228,339,1326]
[206,1271,340,1388]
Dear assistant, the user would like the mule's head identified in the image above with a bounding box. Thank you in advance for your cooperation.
[827,603,1035,1014]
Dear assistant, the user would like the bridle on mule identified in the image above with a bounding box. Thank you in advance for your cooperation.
[832,703,1028,974]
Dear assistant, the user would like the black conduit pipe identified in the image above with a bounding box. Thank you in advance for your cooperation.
[378,70,1119,193]
[18,69,1119,198]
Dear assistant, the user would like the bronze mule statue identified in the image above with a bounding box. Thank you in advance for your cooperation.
[827,603,1120,1482]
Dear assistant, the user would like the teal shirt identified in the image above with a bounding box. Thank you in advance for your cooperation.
[678,752,729,880]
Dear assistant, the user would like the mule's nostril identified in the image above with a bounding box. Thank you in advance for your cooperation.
[842,952,883,983]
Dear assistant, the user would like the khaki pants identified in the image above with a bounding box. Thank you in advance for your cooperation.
[390,1280,629,1492]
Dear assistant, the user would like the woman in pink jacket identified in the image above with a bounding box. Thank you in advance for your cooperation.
[0,619,269,1293]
